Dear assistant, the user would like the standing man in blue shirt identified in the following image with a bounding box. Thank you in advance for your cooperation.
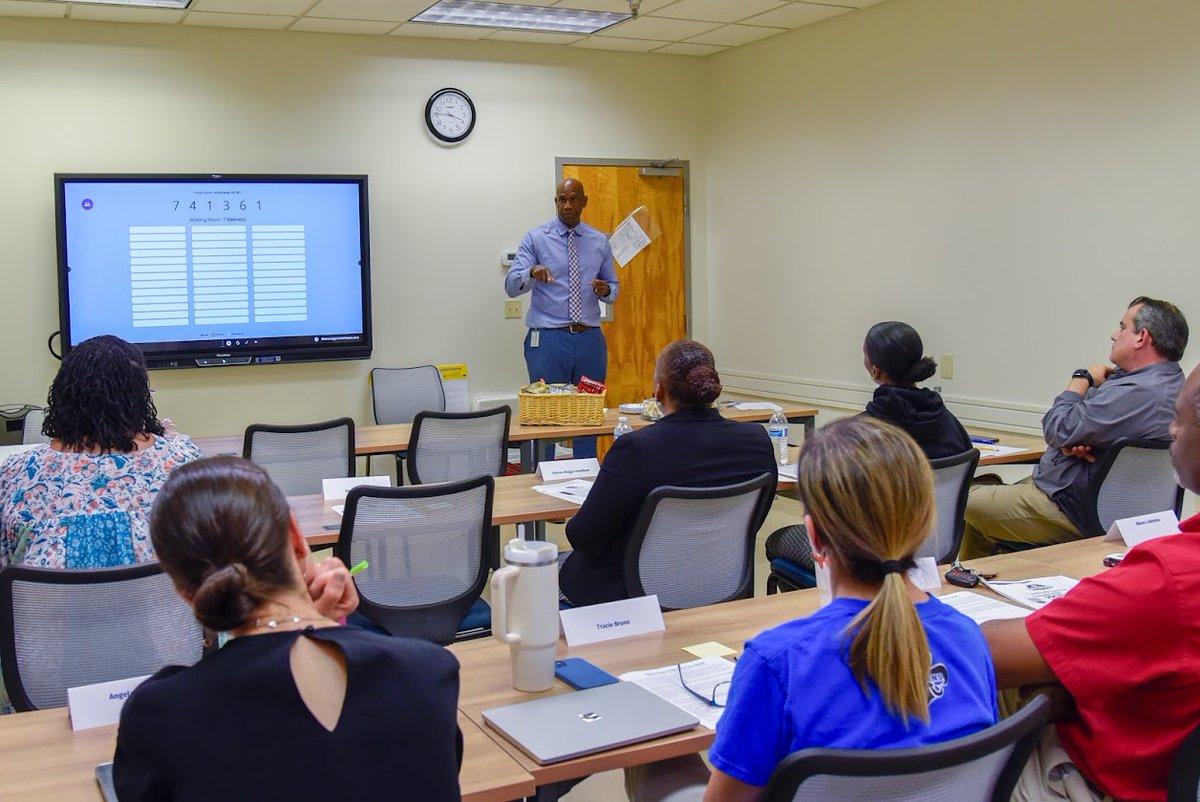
[505,178,619,459]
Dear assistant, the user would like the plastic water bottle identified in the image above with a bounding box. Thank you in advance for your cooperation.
[613,416,633,440]
[767,409,789,466]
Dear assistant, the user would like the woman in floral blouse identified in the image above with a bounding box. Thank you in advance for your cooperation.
[0,335,202,569]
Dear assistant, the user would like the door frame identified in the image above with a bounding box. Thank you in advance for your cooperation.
[554,157,692,337]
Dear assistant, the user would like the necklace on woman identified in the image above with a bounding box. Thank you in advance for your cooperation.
[252,614,329,630]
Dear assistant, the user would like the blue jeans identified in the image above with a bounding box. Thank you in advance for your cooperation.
[524,327,607,460]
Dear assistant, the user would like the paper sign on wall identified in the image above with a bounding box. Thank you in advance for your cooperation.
[1104,510,1179,547]
[537,458,600,482]
[322,475,392,502]
[560,595,665,646]
[68,675,150,731]
[437,364,470,412]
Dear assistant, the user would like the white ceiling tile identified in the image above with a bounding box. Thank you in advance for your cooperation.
[684,23,782,47]
[305,0,430,22]
[551,0,674,11]
[825,0,886,7]
[571,35,666,52]
[390,21,497,39]
[653,41,725,56]
[0,0,67,18]
[741,1,851,29]
[182,11,293,29]
[191,0,311,13]
[595,14,718,41]
[290,16,399,34]
[485,28,584,44]
[68,5,184,22]
[650,0,786,24]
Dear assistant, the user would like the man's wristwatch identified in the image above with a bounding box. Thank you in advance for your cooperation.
[1071,368,1094,387]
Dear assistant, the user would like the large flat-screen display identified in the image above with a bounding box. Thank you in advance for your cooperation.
[55,173,372,369]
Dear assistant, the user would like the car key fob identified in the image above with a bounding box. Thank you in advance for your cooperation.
[945,564,980,588]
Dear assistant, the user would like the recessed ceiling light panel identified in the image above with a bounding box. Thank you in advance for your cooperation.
[412,1,631,35]
[66,0,190,7]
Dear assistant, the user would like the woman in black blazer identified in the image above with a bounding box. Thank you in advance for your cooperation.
[559,339,777,606]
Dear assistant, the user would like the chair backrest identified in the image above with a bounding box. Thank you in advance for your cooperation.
[21,408,49,445]
[242,417,355,496]
[407,407,511,485]
[370,365,446,425]
[919,449,980,564]
[1083,438,1183,535]
[1167,720,1200,802]
[624,472,776,611]
[334,476,494,645]
[763,696,1051,802]
[0,563,204,711]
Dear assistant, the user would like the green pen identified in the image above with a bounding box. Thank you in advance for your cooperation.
[349,560,369,576]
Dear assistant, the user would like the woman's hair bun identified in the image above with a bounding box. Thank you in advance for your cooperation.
[190,562,257,632]
[899,356,937,385]
[684,364,723,404]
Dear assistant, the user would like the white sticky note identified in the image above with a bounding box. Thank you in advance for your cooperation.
[1104,510,1179,547]
[321,475,392,502]
[560,595,665,647]
[537,458,601,482]
[67,675,151,731]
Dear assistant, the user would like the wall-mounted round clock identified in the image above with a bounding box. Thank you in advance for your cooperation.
[425,87,476,144]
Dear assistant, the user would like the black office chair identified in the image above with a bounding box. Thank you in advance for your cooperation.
[1082,438,1183,535]
[623,472,775,611]
[334,476,494,645]
[0,563,204,711]
[242,417,355,496]
[1167,720,1200,802]
[368,365,446,482]
[763,696,1050,802]
[407,407,511,485]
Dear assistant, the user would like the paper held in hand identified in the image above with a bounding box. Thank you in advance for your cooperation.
[1103,510,1179,548]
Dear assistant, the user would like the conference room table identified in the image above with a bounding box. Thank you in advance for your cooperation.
[191,403,821,472]
[449,536,1114,801]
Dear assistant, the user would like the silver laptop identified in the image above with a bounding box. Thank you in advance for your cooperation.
[482,681,700,764]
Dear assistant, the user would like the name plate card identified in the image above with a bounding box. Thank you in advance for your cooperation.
[67,675,150,731]
[908,557,942,592]
[537,458,601,483]
[560,595,665,647]
[1104,510,1180,548]
[322,475,392,502]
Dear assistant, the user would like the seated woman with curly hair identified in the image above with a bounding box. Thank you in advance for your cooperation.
[0,334,202,569]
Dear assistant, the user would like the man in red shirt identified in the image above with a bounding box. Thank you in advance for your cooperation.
[983,363,1200,802]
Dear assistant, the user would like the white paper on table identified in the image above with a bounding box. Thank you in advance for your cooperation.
[937,591,1031,624]
[728,402,783,411]
[1104,510,1179,547]
[982,576,1079,610]
[776,463,798,481]
[331,504,345,517]
[972,444,1029,457]
[532,478,595,505]
[907,557,942,592]
[610,214,652,267]
[618,656,735,730]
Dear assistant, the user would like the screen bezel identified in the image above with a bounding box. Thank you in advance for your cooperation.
[54,172,373,369]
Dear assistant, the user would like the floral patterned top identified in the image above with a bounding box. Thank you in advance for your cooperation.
[0,435,203,569]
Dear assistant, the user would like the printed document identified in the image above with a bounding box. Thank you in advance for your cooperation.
[982,576,1078,610]
[610,214,652,267]
[937,591,1031,624]
[533,479,595,505]
[619,657,735,729]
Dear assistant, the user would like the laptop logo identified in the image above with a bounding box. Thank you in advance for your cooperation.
[578,712,602,723]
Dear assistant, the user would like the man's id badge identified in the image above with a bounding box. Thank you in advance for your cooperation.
[531,329,540,348]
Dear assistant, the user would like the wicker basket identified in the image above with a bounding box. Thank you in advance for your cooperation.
[518,390,607,426]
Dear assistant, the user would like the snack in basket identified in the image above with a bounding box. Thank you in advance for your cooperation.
[577,376,607,395]
[524,379,550,394]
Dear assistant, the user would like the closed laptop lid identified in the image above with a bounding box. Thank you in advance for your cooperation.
[482,681,699,765]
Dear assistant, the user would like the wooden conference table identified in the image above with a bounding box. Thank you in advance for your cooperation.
[450,536,1113,800]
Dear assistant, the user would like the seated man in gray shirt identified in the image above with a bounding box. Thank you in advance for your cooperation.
[960,296,1187,559]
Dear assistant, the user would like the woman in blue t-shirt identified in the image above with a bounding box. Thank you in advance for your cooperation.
[703,417,998,801]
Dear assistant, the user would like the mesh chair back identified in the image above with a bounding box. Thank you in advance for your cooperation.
[918,449,980,564]
[408,407,510,485]
[243,417,355,496]
[334,476,493,645]
[370,366,445,425]
[764,696,1050,802]
[0,563,204,711]
[625,473,775,611]
[1167,721,1200,802]
[1085,439,1183,535]
[21,408,49,445]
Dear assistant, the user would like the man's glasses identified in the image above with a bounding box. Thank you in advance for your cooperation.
[676,663,731,708]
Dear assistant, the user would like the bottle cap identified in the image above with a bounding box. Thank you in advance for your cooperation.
[503,538,558,567]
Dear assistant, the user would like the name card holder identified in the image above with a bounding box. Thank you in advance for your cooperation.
[68,675,151,731]
[537,458,601,483]
[560,595,665,646]
[1104,510,1180,548]
[322,475,392,502]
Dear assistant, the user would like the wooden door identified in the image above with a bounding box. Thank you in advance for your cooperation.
[560,163,688,458]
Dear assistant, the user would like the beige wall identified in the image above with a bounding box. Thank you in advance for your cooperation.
[0,19,709,435]
[705,0,1200,431]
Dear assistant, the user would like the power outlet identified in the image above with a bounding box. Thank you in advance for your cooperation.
[940,353,954,379]
[504,300,522,319]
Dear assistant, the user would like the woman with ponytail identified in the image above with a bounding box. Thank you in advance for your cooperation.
[704,418,997,801]
[560,339,777,606]
[113,457,462,801]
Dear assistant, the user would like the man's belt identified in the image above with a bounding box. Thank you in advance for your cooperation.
[553,323,596,334]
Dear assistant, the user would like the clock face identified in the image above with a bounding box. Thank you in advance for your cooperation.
[425,88,476,143]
